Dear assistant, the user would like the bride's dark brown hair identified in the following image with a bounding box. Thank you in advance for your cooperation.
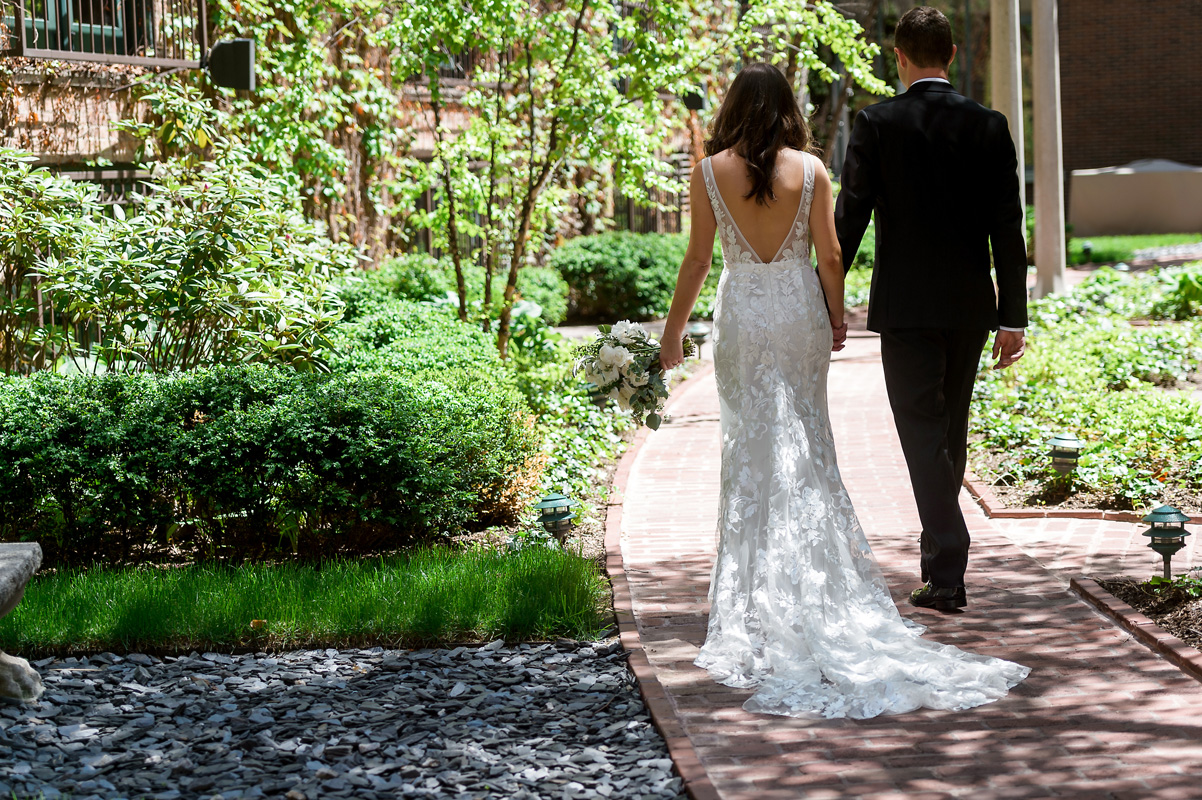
[704,62,815,206]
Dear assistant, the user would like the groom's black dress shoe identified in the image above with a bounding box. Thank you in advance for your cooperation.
[910,583,967,611]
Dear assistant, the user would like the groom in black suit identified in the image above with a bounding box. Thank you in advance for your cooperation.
[835,6,1028,611]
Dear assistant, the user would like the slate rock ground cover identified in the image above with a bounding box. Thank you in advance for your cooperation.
[0,638,686,800]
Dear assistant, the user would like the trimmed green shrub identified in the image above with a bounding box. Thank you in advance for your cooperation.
[0,365,543,566]
[327,297,504,380]
[342,253,569,326]
[548,232,723,322]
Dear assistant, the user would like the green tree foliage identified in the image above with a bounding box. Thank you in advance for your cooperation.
[389,0,887,354]
[198,0,885,355]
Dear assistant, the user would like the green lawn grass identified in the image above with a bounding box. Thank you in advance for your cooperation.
[1070,233,1201,265]
[0,547,609,657]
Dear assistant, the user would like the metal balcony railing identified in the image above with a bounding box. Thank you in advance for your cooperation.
[0,0,206,68]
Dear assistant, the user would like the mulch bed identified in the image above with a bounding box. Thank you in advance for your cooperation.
[969,447,1202,517]
[1096,577,1202,651]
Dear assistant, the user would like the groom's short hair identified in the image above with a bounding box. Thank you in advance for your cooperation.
[895,7,955,68]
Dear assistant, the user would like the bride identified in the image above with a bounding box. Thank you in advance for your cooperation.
[657,63,1029,719]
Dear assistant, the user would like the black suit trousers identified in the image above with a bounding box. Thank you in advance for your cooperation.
[880,328,989,589]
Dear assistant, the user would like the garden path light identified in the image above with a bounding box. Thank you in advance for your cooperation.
[535,493,579,544]
[1048,432,1084,475]
[1142,505,1191,580]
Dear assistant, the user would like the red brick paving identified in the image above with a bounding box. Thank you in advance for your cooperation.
[618,333,1202,799]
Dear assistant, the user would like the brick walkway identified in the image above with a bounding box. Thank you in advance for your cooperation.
[619,333,1202,800]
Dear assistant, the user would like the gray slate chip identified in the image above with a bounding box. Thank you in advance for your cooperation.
[4,637,685,799]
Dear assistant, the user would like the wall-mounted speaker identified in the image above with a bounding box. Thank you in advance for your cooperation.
[207,39,256,91]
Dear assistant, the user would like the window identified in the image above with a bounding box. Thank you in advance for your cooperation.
[1,0,206,67]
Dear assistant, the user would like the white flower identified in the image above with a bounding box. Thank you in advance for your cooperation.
[616,383,637,409]
[612,320,645,345]
[598,366,619,386]
[598,344,634,368]
[628,370,649,388]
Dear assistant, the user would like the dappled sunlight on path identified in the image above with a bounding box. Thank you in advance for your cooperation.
[620,332,1202,799]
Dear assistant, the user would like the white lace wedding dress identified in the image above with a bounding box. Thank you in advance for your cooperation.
[694,153,1030,719]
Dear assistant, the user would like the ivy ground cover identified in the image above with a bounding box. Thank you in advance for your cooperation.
[970,264,1202,513]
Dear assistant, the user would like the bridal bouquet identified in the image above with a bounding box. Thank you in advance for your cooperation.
[573,320,696,430]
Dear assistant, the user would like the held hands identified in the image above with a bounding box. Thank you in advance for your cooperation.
[659,334,686,371]
[830,317,848,352]
[992,329,1025,369]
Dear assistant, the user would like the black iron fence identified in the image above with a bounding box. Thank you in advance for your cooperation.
[613,187,683,234]
[0,0,206,67]
[59,167,152,208]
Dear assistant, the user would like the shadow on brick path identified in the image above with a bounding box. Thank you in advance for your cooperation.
[620,334,1202,800]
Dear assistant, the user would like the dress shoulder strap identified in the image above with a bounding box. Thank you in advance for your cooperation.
[800,152,817,225]
[700,156,718,212]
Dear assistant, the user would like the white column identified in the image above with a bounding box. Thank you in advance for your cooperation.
[990,0,1025,220]
[1032,0,1067,297]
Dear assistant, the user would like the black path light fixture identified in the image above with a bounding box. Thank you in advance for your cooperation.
[686,321,711,349]
[204,38,256,91]
[681,89,706,111]
[1048,432,1084,475]
[1142,505,1192,580]
[535,493,579,544]
[586,383,608,408]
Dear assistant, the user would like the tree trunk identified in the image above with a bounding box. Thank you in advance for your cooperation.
[496,0,589,358]
[430,90,469,322]
[822,68,850,169]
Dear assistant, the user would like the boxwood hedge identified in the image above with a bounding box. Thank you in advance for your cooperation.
[341,253,570,326]
[0,364,543,566]
[548,232,723,322]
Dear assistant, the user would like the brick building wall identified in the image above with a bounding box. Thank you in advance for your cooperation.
[1059,0,1202,172]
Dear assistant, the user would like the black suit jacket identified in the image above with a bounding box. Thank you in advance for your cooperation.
[834,81,1028,332]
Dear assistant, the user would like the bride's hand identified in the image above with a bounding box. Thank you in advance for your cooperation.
[659,334,686,371]
[830,318,848,352]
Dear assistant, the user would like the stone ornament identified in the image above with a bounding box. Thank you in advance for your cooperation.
[0,543,44,703]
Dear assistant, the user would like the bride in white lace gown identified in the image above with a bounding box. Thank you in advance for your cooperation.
[657,63,1029,720]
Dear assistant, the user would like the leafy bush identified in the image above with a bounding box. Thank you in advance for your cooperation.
[345,253,569,326]
[0,146,356,376]
[845,266,873,308]
[851,220,875,270]
[0,365,543,566]
[970,267,1202,508]
[548,232,723,322]
[1154,263,1202,320]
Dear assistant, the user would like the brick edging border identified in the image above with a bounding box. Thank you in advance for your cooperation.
[963,471,1143,522]
[604,361,721,800]
[1070,577,1202,686]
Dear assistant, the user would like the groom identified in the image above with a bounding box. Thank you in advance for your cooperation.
[835,7,1028,611]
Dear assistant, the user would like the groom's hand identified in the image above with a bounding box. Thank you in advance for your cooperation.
[992,329,1025,369]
